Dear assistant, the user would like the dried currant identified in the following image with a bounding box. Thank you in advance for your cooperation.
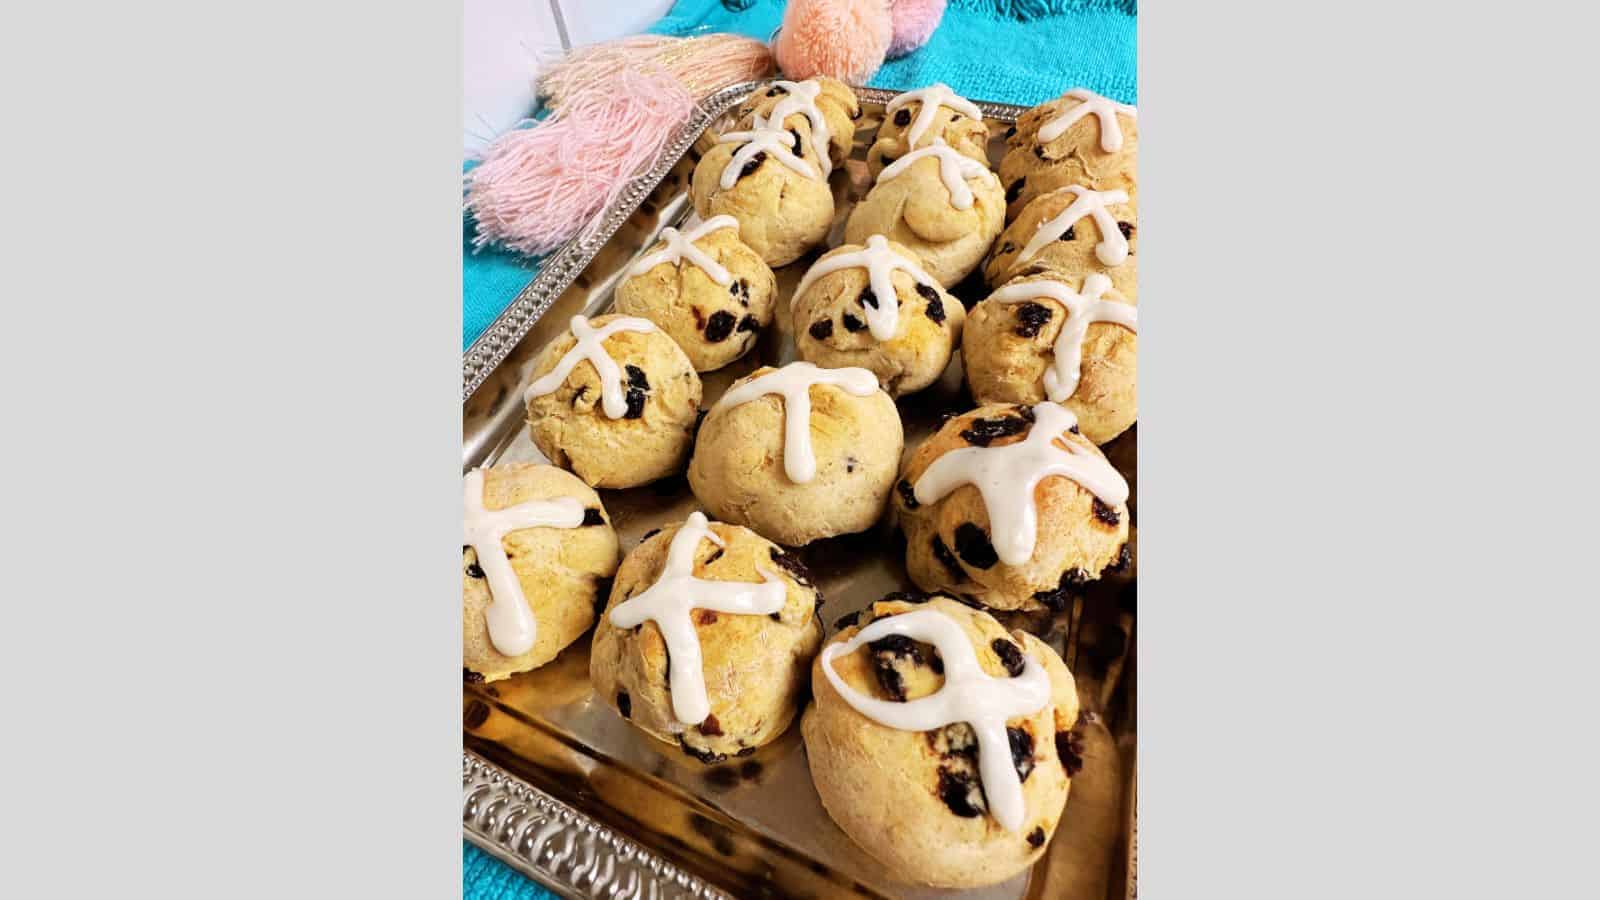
[991,638,1025,677]
[954,523,999,570]
[959,415,1031,447]
[1092,498,1121,526]
[916,283,946,323]
[704,310,736,342]
[738,150,766,180]
[896,479,920,509]
[1014,302,1053,338]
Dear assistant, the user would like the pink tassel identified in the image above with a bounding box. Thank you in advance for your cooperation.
[888,0,947,58]
[466,64,696,257]
[466,34,774,258]
[540,34,774,107]
[774,0,893,84]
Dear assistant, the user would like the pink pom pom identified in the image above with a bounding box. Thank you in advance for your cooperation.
[888,0,946,58]
[465,65,695,257]
[774,0,893,85]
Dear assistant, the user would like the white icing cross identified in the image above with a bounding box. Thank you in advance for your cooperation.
[464,468,587,657]
[608,512,787,725]
[717,126,819,189]
[877,138,997,211]
[792,234,943,342]
[626,215,740,287]
[914,401,1128,566]
[1037,88,1137,151]
[523,314,657,419]
[749,79,833,176]
[711,361,881,483]
[986,274,1137,402]
[821,607,1052,833]
[1017,185,1131,268]
[884,83,984,150]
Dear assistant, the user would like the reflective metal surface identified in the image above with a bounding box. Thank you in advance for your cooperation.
[464,82,1136,900]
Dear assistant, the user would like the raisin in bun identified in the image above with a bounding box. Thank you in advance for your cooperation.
[613,216,777,373]
[962,272,1137,445]
[984,185,1138,297]
[802,594,1082,888]
[845,141,1006,288]
[523,314,702,490]
[867,83,991,180]
[590,513,824,763]
[791,236,965,397]
[894,402,1132,611]
[998,88,1137,220]
[730,77,859,169]
[691,121,834,268]
[463,463,621,682]
[688,362,904,546]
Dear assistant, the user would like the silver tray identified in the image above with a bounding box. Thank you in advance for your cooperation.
[464,81,1137,900]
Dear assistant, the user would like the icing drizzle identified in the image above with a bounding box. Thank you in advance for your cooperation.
[986,274,1137,402]
[711,361,881,483]
[716,126,819,189]
[1037,88,1137,151]
[820,607,1052,833]
[523,315,657,419]
[608,512,787,725]
[884,83,984,150]
[463,468,587,657]
[627,215,740,287]
[913,402,1128,566]
[792,235,942,342]
[877,138,997,211]
[1017,185,1131,268]
[752,80,833,176]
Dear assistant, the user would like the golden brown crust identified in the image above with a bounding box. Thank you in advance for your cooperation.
[983,186,1138,297]
[791,239,966,397]
[463,464,620,681]
[688,366,904,545]
[998,94,1138,219]
[894,403,1131,611]
[732,77,860,167]
[524,314,702,489]
[867,100,990,180]
[690,131,834,267]
[589,518,824,761]
[844,154,1006,287]
[801,596,1080,888]
[962,273,1137,445]
[613,226,777,372]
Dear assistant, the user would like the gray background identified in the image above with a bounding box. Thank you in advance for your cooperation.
[0,1,1594,897]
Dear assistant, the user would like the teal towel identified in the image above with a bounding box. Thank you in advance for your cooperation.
[464,841,556,900]
[462,0,1136,351]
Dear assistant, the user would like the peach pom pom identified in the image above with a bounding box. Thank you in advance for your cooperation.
[774,0,893,85]
[888,0,946,58]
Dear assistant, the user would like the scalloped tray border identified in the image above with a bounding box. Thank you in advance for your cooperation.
[463,750,735,900]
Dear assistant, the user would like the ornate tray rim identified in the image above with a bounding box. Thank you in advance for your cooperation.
[463,750,735,900]
[460,82,1134,900]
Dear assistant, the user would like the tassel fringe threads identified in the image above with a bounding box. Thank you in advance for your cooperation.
[465,34,774,258]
